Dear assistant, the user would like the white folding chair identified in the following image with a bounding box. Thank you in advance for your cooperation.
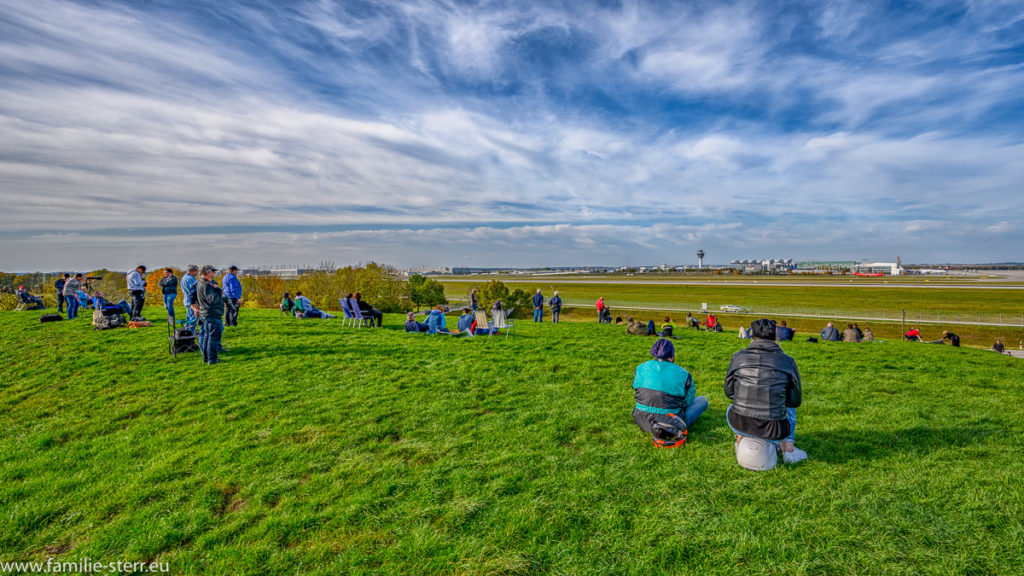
[491,309,515,339]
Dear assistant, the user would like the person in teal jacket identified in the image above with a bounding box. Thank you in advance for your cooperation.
[632,339,708,442]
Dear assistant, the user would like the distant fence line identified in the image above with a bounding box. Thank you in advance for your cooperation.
[554,299,1024,328]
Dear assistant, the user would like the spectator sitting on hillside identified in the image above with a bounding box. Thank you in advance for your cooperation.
[16,285,45,309]
[705,313,719,332]
[491,299,503,312]
[457,308,474,332]
[626,317,649,336]
[725,319,806,464]
[425,305,451,334]
[820,322,840,341]
[281,292,297,315]
[686,313,699,329]
[632,338,709,448]
[294,292,335,319]
[905,327,922,342]
[775,320,794,341]
[854,324,864,341]
[941,331,961,347]
[992,339,1005,354]
[615,316,624,325]
[862,326,875,342]
[404,312,429,333]
[738,325,750,339]
[842,323,859,342]
[660,316,675,337]
[354,292,383,327]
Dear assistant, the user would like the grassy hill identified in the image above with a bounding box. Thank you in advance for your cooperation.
[1,309,1022,575]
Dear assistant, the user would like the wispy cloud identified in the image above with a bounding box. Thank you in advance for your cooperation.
[0,0,1022,269]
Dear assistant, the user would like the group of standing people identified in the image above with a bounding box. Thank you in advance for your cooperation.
[530,289,562,323]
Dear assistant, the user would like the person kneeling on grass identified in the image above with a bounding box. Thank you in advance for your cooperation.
[724,318,806,464]
[632,338,709,448]
[405,311,429,333]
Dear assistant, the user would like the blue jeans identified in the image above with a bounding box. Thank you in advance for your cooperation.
[163,294,176,320]
[65,296,79,319]
[184,300,196,327]
[726,404,797,448]
[533,307,543,322]
[200,317,224,364]
[685,396,709,427]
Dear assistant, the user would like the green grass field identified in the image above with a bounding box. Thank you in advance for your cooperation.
[2,308,1023,575]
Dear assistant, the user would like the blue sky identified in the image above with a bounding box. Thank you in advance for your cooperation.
[1,0,1022,270]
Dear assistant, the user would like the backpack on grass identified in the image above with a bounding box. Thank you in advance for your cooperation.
[39,314,63,323]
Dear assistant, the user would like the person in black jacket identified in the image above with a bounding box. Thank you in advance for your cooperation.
[159,268,179,320]
[724,318,807,464]
[941,331,961,347]
[54,274,68,313]
[354,292,383,327]
[196,265,225,365]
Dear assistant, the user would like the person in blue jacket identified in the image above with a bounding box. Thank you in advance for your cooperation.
[222,266,243,327]
[549,291,562,324]
[632,339,709,447]
[181,265,199,329]
[532,289,544,323]
[425,306,450,334]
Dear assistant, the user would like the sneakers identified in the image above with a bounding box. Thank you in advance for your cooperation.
[782,446,808,464]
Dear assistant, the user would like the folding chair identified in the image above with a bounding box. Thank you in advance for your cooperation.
[491,309,515,339]
[350,303,375,328]
[339,298,356,328]
[473,310,494,336]
[14,296,28,311]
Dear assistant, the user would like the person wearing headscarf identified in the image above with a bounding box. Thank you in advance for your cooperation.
[631,338,708,445]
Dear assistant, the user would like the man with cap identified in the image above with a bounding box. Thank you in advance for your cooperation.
[632,338,709,446]
[181,265,199,328]
[222,266,243,327]
[126,265,147,320]
[724,319,806,464]
[196,265,225,365]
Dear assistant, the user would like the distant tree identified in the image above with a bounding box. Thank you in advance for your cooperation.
[409,274,447,310]
[478,279,510,311]
[506,288,533,319]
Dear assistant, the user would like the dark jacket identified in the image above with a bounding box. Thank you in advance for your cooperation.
[54,278,66,292]
[532,293,543,307]
[820,325,840,341]
[197,279,224,319]
[724,339,802,421]
[159,275,179,295]
[775,326,795,341]
[549,296,562,312]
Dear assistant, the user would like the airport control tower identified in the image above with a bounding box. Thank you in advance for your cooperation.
[697,249,705,270]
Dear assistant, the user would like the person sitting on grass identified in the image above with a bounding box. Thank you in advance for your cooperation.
[686,313,699,329]
[615,317,624,325]
[992,339,1006,354]
[632,338,708,448]
[738,325,750,339]
[862,326,875,342]
[16,285,45,309]
[725,318,806,464]
[294,292,335,319]
[404,312,429,333]
[626,317,649,336]
[458,308,474,332]
[905,326,922,342]
[660,316,675,337]
[705,313,719,332]
[842,323,859,342]
[281,292,297,315]
[775,320,794,341]
[941,331,961,347]
[425,305,459,335]
[820,322,840,341]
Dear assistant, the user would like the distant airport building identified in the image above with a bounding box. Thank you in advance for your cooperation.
[795,260,856,272]
[854,262,904,276]
[731,258,794,272]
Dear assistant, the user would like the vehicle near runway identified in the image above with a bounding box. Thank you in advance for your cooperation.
[720,304,751,313]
